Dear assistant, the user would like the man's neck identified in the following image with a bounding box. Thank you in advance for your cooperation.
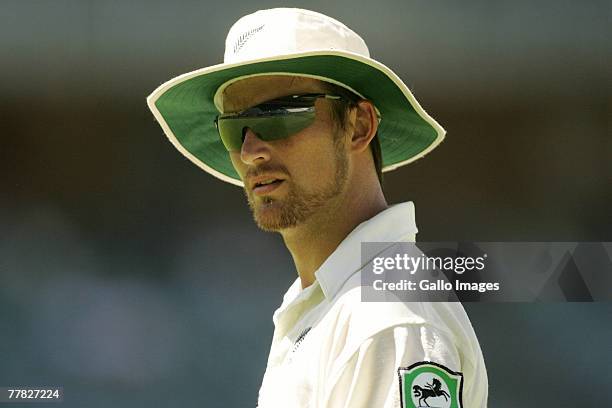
[280,186,388,289]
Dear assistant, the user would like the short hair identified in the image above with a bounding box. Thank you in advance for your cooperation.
[321,82,383,186]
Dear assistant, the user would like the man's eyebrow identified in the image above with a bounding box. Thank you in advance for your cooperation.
[221,93,254,114]
[231,93,315,112]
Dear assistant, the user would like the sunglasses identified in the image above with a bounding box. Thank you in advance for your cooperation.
[214,93,343,152]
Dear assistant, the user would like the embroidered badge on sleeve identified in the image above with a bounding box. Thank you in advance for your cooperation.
[398,361,463,408]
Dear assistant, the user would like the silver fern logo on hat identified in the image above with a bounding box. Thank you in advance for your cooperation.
[232,24,265,55]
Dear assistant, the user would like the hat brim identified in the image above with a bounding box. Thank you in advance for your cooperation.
[147,50,445,186]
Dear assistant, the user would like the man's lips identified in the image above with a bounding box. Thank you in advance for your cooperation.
[252,179,284,195]
[248,174,287,195]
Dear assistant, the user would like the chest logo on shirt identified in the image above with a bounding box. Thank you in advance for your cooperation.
[398,362,463,408]
[291,327,312,354]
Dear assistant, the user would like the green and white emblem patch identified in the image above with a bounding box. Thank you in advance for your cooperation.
[398,362,463,408]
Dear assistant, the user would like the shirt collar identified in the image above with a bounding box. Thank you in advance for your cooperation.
[272,201,418,325]
[314,201,418,300]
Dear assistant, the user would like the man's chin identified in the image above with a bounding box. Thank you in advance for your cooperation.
[252,200,291,232]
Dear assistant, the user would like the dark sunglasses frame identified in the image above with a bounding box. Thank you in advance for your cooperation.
[214,93,344,152]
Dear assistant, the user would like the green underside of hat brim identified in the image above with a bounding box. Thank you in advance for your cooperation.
[153,54,441,184]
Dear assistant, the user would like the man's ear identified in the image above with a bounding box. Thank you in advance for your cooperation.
[350,100,379,153]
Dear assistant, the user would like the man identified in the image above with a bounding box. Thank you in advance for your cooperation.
[147,8,488,408]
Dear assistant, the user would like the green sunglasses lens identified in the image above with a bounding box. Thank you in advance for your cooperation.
[217,110,316,152]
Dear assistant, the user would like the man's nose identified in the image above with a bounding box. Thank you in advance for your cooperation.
[240,127,271,165]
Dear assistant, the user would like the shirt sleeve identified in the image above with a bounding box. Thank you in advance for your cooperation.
[321,324,461,408]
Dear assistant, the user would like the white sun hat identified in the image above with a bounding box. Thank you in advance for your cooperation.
[147,8,445,186]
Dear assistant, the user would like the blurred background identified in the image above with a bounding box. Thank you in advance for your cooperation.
[1,0,610,407]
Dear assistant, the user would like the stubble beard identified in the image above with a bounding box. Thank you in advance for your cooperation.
[245,140,349,232]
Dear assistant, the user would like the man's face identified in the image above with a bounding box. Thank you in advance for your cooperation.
[222,75,350,232]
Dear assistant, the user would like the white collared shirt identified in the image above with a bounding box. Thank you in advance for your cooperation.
[257,202,488,407]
